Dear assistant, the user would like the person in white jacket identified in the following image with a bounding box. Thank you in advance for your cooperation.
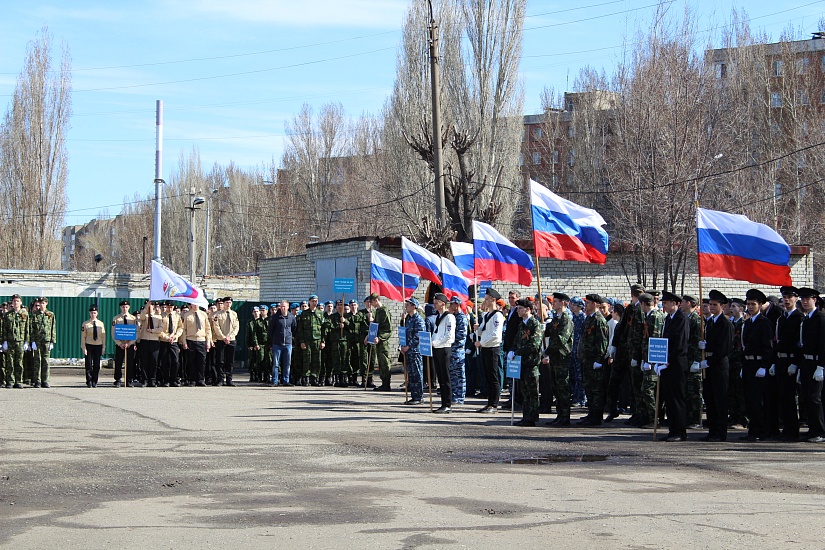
[431,293,455,413]
[475,288,505,413]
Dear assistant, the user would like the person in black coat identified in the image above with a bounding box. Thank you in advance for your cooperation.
[774,286,804,441]
[798,287,825,443]
[700,289,734,442]
[740,289,775,441]
[657,291,690,442]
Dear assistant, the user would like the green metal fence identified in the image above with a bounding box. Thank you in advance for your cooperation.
[0,295,253,362]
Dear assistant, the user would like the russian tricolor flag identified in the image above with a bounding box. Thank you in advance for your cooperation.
[450,241,475,280]
[370,250,420,302]
[473,221,534,287]
[440,256,470,305]
[401,237,442,285]
[530,180,609,264]
[697,208,792,286]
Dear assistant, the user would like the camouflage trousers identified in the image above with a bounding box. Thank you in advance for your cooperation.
[548,360,572,418]
[302,340,323,379]
[347,341,362,378]
[686,371,704,425]
[449,345,466,404]
[329,340,350,375]
[321,344,333,381]
[248,347,264,376]
[521,364,540,422]
[32,342,52,385]
[374,342,391,384]
[405,351,423,401]
[4,342,24,385]
[640,370,658,423]
[360,342,376,379]
[582,358,605,418]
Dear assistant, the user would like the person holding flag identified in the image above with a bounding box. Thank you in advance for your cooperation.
[400,297,425,405]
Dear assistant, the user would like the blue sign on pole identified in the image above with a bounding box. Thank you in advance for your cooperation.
[367,322,379,344]
[113,324,138,341]
[418,331,432,357]
[506,355,522,379]
[648,338,669,364]
[333,278,356,293]
[479,280,493,291]
[398,327,406,347]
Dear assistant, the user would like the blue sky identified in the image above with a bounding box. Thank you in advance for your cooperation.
[1,0,822,227]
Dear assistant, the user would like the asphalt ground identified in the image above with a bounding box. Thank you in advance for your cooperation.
[1,367,824,549]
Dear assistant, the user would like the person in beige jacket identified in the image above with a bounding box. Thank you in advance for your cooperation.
[182,304,212,386]
[159,301,184,387]
[140,301,165,387]
[211,296,239,386]
[81,304,106,387]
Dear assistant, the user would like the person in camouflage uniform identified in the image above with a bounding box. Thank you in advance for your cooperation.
[3,294,29,388]
[512,299,543,426]
[543,292,574,426]
[358,297,376,388]
[728,298,748,428]
[632,293,664,427]
[368,293,393,391]
[569,297,587,406]
[28,297,57,388]
[345,300,364,386]
[682,295,704,429]
[259,305,273,383]
[401,298,425,404]
[321,301,335,385]
[325,300,350,387]
[23,300,36,385]
[448,297,467,405]
[246,307,264,382]
[605,284,644,423]
[297,295,326,386]
[289,302,303,385]
[577,294,609,426]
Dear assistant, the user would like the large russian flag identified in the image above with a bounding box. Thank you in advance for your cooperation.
[370,250,420,301]
[530,180,609,264]
[450,241,475,280]
[697,208,792,286]
[401,236,442,285]
[473,221,534,287]
[440,256,470,305]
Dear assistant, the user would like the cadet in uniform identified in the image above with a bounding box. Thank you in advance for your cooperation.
[3,294,29,388]
[358,297,376,388]
[212,296,240,386]
[606,284,643,423]
[700,290,734,442]
[321,300,335,386]
[28,297,56,388]
[297,295,326,386]
[259,304,272,383]
[475,288,504,412]
[543,292,574,426]
[728,298,748,428]
[326,300,350,387]
[577,294,609,426]
[740,289,774,441]
[111,300,138,387]
[368,293,393,392]
[797,287,825,443]
[681,294,703,430]
[448,296,468,405]
[430,293,455,412]
[345,300,364,387]
[657,291,690,441]
[159,301,183,387]
[182,304,212,386]
[247,307,263,382]
[775,286,803,441]
[139,301,164,387]
[81,304,105,388]
[400,297,425,405]
[513,299,543,427]
[632,293,664,427]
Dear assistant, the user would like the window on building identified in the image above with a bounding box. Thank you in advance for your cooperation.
[715,62,727,79]
[770,92,782,108]
[552,173,559,186]
[518,153,524,166]
[532,152,541,165]
[771,60,783,77]
[533,128,542,139]
[797,90,809,106]
[567,125,575,138]
[516,201,524,214]
[797,57,810,74]
[552,150,559,164]
[820,90,825,104]
[822,54,825,72]
[774,183,782,198]
[566,99,574,111]
[521,128,525,142]
[567,150,575,166]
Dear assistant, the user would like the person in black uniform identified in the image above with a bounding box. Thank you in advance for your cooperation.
[774,286,804,441]
[797,287,825,443]
[699,289,734,442]
[657,291,689,442]
[740,289,774,441]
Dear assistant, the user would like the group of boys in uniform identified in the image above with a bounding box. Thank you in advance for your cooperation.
[0,295,57,389]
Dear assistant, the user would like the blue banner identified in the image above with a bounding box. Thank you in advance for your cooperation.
[113,324,138,341]
[398,327,406,347]
[418,331,432,357]
[367,322,379,344]
[333,278,356,293]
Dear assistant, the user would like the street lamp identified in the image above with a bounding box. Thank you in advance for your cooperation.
[203,188,219,278]
[187,187,205,283]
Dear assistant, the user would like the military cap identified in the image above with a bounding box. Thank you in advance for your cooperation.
[745,288,768,304]
[335,299,343,305]
[215,297,224,303]
[682,294,699,305]
[569,296,585,307]
[515,298,532,308]
[638,293,654,305]
[252,306,260,311]
[89,303,98,312]
[405,297,419,308]
[485,288,501,300]
[268,303,277,309]
[630,284,645,294]
[661,291,682,303]
[433,293,449,304]
[119,300,130,306]
[780,286,799,297]
[290,302,300,309]
[649,289,661,297]
[309,294,319,300]
[585,293,604,304]
[10,293,21,300]
[367,292,379,301]
[223,296,233,302]
[552,292,570,302]
[701,298,710,304]
[730,298,746,306]
[449,296,463,304]
[797,287,820,298]
[707,289,728,304]
[348,299,358,305]
[0,302,7,307]
[208,302,215,308]
[39,296,48,303]
[324,300,333,306]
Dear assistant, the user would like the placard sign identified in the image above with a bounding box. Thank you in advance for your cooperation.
[333,278,356,293]
[418,331,432,357]
[367,322,379,344]
[479,281,493,291]
[113,324,138,341]
[648,338,669,365]
[506,355,522,379]
[398,327,406,347]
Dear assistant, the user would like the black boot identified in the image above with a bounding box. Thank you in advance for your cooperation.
[325,376,333,386]
[310,376,321,387]
[225,374,236,387]
[366,376,376,389]
[350,375,358,386]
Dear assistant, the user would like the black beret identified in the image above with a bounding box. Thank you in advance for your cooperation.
[682,294,699,305]
[638,293,654,305]
[585,293,604,304]
[552,292,570,302]
[119,300,130,306]
[485,288,501,300]
[745,288,767,304]
[661,291,682,303]
[89,304,98,312]
[708,289,728,304]
[433,293,449,304]
[515,298,532,308]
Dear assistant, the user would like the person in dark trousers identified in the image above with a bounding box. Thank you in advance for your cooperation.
[699,289,734,442]
[774,286,804,441]
[268,300,297,386]
[739,289,774,441]
[430,293,455,413]
[797,287,825,443]
[657,291,690,442]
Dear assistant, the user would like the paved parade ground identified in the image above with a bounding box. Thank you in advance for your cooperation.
[2,367,824,549]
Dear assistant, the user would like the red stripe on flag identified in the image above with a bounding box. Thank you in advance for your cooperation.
[533,231,607,264]
[698,253,792,286]
[370,279,404,302]
[474,258,533,287]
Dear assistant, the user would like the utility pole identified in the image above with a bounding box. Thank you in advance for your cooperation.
[153,99,164,262]
[427,0,446,229]
[188,188,205,283]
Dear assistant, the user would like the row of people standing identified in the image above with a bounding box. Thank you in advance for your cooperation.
[0,295,57,388]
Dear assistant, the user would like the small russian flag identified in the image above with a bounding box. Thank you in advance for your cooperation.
[440,256,470,305]
[370,250,420,302]
[401,237,442,285]
[473,221,534,287]
[450,241,475,280]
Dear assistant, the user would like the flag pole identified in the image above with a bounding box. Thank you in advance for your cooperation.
[529,189,545,323]
[695,182,706,390]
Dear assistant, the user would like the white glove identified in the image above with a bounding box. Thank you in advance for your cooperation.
[654,364,668,376]
[630,359,638,368]
[465,349,472,355]
[2,341,6,351]
[740,369,743,379]
[31,342,37,351]
[755,367,766,378]
[698,340,706,350]
[607,346,616,358]
[788,364,798,376]
[23,342,29,352]
[593,362,602,370]
[641,362,652,372]
[768,364,775,376]
[699,360,709,370]
[690,362,700,373]
[507,351,515,362]
[815,366,824,382]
